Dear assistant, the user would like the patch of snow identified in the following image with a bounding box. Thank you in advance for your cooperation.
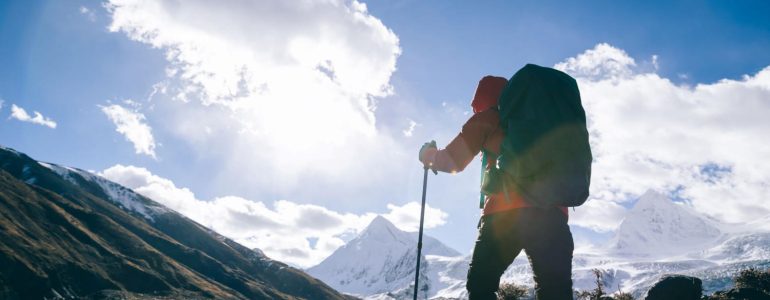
[0,145,21,156]
[77,169,158,220]
[20,165,39,185]
[43,164,170,221]
[363,294,397,300]
[38,161,79,185]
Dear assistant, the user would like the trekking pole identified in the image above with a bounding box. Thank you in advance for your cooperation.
[413,165,433,300]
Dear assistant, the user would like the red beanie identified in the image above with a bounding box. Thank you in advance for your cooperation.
[471,76,508,114]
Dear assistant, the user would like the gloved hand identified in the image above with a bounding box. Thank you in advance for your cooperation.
[419,140,438,171]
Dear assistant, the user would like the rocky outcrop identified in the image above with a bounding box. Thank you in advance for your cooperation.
[644,275,702,300]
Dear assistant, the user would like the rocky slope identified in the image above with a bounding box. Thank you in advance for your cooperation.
[0,146,352,300]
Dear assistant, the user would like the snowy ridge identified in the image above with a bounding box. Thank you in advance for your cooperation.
[1,146,168,221]
[0,144,22,156]
[38,162,80,185]
[77,169,166,220]
[37,161,169,221]
[698,232,770,263]
[423,255,470,299]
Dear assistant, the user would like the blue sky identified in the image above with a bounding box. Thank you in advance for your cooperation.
[2,0,770,267]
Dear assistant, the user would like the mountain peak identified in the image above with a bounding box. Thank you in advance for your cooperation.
[307,214,460,296]
[612,189,722,256]
[633,189,674,210]
[359,215,410,245]
[369,214,393,228]
[365,215,396,231]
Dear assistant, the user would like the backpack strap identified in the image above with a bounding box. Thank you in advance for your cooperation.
[478,109,512,208]
[479,151,487,209]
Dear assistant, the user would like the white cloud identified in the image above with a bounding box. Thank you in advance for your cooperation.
[555,43,636,81]
[100,164,449,268]
[100,103,157,158]
[570,200,627,232]
[105,0,402,190]
[79,6,96,22]
[382,201,448,232]
[403,119,418,137]
[9,104,57,128]
[556,43,770,227]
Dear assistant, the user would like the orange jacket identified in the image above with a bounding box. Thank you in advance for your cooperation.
[423,109,568,216]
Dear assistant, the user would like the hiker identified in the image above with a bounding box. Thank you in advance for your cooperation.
[419,67,589,300]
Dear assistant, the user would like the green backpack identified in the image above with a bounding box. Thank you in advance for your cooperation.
[485,64,592,208]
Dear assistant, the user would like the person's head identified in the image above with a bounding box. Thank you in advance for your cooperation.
[471,76,508,114]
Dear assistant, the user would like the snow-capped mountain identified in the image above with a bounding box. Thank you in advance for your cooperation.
[307,215,460,298]
[610,190,723,256]
[505,191,770,298]
[311,189,770,299]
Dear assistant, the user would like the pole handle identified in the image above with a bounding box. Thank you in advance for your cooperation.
[424,164,438,175]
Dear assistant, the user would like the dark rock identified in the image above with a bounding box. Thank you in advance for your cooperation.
[645,275,702,300]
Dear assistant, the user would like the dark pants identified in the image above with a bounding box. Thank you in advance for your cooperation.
[467,207,574,300]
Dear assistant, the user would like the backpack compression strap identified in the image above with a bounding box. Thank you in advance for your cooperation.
[479,151,487,209]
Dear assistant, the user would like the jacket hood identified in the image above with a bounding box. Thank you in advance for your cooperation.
[471,76,508,113]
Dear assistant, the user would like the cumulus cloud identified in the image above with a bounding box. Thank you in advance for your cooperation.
[569,199,627,233]
[100,103,157,158]
[383,202,448,232]
[9,104,57,128]
[555,43,636,81]
[558,43,770,230]
[100,164,449,268]
[105,0,402,189]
